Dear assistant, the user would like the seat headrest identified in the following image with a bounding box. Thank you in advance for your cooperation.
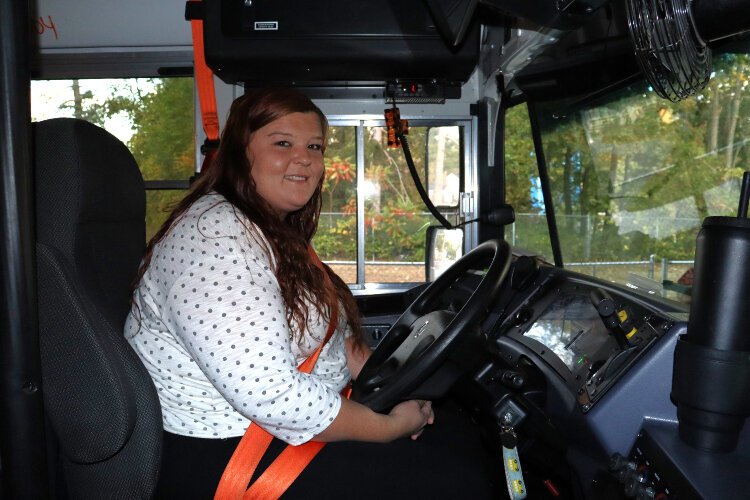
[34,118,145,322]
[34,117,145,247]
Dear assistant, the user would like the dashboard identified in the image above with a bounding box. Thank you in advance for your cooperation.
[497,276,675,413]
[359,254,750,499]
[464,257,697,498]
[456,256,750,499]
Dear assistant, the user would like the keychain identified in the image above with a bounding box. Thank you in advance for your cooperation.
[501,422,527,499]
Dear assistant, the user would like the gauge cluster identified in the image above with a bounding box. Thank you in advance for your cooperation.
[491,269,674,413]
[499,279,674,412]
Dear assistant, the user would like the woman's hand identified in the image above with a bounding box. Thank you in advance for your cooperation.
[315,397,436,443]
[388,399,435,440]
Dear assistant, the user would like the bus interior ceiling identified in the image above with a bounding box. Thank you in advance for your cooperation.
[3,0,750,498]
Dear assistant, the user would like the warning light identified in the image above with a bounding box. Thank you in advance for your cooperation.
[385,81,451,104]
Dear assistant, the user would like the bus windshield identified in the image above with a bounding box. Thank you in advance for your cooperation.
[510,53,750,304]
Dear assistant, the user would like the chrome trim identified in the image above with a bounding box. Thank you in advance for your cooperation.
[356,121,366,285]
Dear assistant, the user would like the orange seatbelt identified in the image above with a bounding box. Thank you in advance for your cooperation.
[214,247,342,500]
[186,0,220,174]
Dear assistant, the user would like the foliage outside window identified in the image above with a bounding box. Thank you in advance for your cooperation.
[315,126,357,282]
[32,80,462,285]
[528,53,749,290]
[313,124,461,284]
[31,78,194,240]
[505,104,554,262]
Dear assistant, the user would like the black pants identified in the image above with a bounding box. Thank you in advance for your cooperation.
[155,404,503,499]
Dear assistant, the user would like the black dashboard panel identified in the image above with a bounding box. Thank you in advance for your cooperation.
[467,260,691,498]
[523,292,613,378]
[498,277,675,412]
[354,256,708,498]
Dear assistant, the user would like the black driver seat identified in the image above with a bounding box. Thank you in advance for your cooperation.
[34,118,162,498]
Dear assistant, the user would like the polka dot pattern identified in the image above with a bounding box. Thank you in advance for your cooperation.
[125,194,350,445]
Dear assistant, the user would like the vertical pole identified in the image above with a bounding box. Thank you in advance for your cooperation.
[585,213,591,260]
[528,102,563,267]
[474,99,504,244]
[737,171,750,218]
[0,0,49,497]
[649,254,655,279]
[356,122,366,285]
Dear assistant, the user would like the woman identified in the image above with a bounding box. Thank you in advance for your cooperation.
[126,88,498,498]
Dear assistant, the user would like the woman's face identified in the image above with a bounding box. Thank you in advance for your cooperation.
[246,112,325,218]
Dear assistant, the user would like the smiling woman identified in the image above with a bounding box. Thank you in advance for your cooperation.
[124,87,499,498]
[247,112,326,217]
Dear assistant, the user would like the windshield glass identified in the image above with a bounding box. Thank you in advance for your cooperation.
[532,53,750,303]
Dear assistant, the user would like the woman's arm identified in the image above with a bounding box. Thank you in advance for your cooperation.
[344,336,371,380]
[338,334,435,442]
[313,397,434,443]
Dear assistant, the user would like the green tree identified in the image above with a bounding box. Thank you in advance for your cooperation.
[314,126,358,261]
[127,79,194,238]
[82,78,195,239]
[520,52,750,275]
[504,104,537,213]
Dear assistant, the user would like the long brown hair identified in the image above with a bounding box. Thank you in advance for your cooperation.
[134,88,362,346]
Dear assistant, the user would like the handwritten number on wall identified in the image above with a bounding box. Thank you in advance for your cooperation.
[34,16,58,40]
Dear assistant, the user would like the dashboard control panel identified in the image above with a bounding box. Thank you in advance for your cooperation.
[498,279,673,412]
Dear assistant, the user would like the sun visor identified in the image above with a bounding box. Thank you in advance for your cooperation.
[194,0,480,100]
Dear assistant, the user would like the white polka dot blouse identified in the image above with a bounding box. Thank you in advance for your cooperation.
[125,194,350,445]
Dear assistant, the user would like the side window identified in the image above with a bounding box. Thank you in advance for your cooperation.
[31,77,195,240]
[426,126,461,207]
[364,125,456,283]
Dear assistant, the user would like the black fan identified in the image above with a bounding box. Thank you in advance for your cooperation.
[626,0,750,102]
[626,0,711,102]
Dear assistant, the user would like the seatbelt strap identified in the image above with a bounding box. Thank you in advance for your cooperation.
[186,1,220,174]
[215,247,340,500]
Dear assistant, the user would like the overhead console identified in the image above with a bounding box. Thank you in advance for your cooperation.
[190,0,480,101]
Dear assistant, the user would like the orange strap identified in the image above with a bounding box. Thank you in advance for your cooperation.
[187,1,220,173]
[215,247,340,500]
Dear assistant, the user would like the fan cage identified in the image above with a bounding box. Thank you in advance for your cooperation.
[626,0,711,102]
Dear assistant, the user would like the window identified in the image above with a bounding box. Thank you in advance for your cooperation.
[31,77,195,240]
[505,103,554,262]
[532,53,750,296]
[316,125,357,283]
[313,121,467,286]
[32,80,469,287]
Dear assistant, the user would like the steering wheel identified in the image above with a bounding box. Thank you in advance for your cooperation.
[351,239,511,412]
